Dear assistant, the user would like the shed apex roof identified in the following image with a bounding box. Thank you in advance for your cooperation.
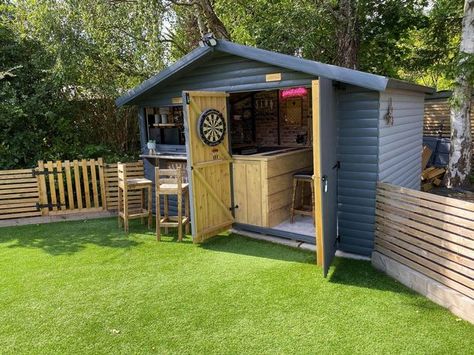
[116,39,434,107]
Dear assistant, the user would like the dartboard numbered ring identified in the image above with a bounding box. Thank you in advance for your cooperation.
[197,108,226,146]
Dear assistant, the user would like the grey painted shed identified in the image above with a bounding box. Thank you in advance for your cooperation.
[117,39,433,272]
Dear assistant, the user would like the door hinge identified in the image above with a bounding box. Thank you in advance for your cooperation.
[32,169,50,177]
[36,202,65,210]
[332,161,341,170]
[185,93,190,104]
[229,205,239,211]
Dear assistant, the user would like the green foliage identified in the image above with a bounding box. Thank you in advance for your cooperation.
[0,0,165,168]
[0,24,80,168]
[398,0,463,88]
[0,0,467,169]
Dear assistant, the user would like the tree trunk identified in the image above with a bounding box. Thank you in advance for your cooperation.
[196,0,230,40]
[334,0,359,69]
[446,0,474,188]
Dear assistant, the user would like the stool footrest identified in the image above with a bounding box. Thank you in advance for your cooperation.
[119,209,150,219]
[159,216,189,227]
[293,208,313,216]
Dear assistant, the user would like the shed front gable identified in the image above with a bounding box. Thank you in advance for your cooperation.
[135,51,317,106]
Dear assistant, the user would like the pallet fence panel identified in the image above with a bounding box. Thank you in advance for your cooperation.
[0,169,41,220]
[374,182,474,299]
[0,158,143,221]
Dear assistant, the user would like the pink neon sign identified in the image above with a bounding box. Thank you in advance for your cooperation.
[280,87,308,99]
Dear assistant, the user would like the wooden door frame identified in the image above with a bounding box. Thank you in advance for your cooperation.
[312,80,324,267]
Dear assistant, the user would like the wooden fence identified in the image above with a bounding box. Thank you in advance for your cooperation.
[374,182,474,299]
[424,98,474,137]
[0,169,41,220]
[0,158,144,221]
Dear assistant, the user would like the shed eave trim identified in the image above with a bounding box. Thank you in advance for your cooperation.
[386,78,435,94]
[215,40,390,92]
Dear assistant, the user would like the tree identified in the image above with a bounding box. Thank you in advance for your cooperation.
[170,0,230,41]
[446,0,474,188]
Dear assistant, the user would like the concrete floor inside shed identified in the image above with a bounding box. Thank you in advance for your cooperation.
[272,215,315,237]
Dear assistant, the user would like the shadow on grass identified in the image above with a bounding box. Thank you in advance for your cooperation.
[0,218,145,255]
[327,257,432,298]
[200,233,315,264]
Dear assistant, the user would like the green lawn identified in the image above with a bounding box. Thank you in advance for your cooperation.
[0,218,472,354]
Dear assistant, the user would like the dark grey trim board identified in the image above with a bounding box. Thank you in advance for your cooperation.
[233,223,316,245]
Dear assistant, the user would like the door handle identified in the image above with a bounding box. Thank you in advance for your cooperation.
[321,175,328,193]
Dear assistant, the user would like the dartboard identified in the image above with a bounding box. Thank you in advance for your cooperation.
[197,109,226,146]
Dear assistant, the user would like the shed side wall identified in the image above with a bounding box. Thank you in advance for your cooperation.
[336,86,379,256]
[378,89,424,189]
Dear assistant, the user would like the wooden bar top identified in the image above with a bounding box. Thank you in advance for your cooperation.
[139,154,187,161]
[232,147,312,161]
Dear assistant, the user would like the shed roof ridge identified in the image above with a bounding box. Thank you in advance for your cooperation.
[116,39,434,107]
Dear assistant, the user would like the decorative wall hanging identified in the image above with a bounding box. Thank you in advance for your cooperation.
[197,108,226,146]
[384,97,394,126]
[285,98,303,125]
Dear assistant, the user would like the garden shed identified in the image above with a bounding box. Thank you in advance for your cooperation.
[116,38,434,275]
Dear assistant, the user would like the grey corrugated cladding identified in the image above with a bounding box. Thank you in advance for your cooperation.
[116,40,433,107]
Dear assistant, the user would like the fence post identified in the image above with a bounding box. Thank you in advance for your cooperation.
[98,158,107,210]
[36,160,49,216]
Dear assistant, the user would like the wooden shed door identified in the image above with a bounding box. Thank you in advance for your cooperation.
[183,91,234,243]
[313,79,338,277]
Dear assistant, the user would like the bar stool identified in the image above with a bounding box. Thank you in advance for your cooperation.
[155,167,190,241]
[117,162,153,233]
[290,171,315,224]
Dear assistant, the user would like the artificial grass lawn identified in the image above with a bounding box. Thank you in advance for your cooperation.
[0,218,473,354]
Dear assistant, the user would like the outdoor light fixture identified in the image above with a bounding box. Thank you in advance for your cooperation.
[280,87,308,99]
[199,33,218,47]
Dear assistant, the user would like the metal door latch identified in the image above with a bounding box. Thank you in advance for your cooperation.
[322,175,328,192]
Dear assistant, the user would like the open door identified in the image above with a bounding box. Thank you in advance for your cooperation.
[183,91,234,243]
[312,79,338,277]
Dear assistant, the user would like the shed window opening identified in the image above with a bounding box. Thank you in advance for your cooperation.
[145,106,185,146]
[229,87,312,155]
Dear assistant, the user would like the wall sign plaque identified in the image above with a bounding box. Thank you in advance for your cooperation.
[197,108,226,146]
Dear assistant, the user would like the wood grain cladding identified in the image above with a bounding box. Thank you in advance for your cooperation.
[233,149,312,227]
[375,182,474,299]
[0,159,144,220]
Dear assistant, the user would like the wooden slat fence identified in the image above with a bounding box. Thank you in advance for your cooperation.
[375,182,474,299]
[0,158,144,221]
[424,98,474,137]
[0,169,41,220]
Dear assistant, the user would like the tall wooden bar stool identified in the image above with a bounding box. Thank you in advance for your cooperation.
[117,162,153,233]
[155,167,190,242]
[290,171,315,224]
